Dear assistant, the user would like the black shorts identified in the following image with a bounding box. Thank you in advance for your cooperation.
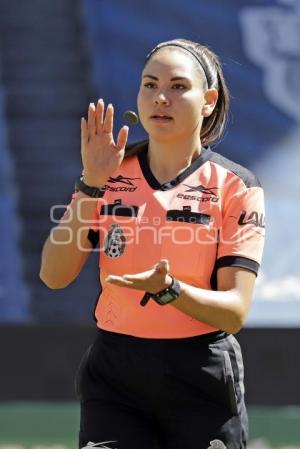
[75,328,248,449]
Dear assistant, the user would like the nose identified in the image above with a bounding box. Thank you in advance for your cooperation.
[154,92,170,106]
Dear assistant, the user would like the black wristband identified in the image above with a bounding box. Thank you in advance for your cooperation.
[75,176,106,198]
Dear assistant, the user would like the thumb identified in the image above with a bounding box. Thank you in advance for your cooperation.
[116,125,129,150]
[81,117,88,146]
[155,259,170,274]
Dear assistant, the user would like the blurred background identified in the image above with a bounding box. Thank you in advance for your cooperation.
[0,0,299,447]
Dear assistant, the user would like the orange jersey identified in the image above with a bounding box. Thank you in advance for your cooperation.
[71,141,265,338]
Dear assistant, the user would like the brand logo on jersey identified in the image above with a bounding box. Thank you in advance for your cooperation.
[183,184,219,195]
[176,193,219,203]
[238,210,265,228]
[105,175,140,192]
[177,184,219,203]
[81,441,118,449]
[108,175,140,185]
[104,224,126,258]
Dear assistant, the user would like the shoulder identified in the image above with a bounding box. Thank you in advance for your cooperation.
[208,149,262,189]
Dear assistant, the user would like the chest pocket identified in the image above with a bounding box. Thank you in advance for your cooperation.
[100,199,139,217]
[166,206,211,225]
[162,206,217,283]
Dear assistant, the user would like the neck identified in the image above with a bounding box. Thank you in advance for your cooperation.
[148,134,202,185]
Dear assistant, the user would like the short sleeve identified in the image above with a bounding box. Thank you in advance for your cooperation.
[61,191,100,249]
[216,180,265,276]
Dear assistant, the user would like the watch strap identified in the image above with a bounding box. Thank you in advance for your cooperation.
[140,276,181,307]
[75,176,106,198]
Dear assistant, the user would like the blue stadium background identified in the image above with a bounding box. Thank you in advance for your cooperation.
[0,0,299,447]
[1,0,299,325]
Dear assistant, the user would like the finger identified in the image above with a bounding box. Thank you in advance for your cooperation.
[96,98,104,134]
[81,117,88,145]
[116,126,129,150]
[88,103,96,137]
[123,274,137,280]
[102,103,114,134]
[109,278,132,287]
[123,274,143,282]
[123,269,153,281]
[105,275,133,287]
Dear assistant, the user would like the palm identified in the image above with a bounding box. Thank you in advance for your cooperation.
[81,100,129,186]
[105,260,171,293]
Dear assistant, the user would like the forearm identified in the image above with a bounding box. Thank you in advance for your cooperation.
[40,191,99,288]
[171,282,246,334]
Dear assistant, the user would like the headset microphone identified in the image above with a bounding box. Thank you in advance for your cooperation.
[123,110,140,125]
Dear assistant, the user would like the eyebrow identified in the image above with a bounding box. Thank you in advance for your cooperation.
[143,74,191,82]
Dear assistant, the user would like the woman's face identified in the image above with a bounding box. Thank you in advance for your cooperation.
[137,47,216,143]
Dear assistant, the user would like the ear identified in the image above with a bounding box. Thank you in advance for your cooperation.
[201,88,219,117]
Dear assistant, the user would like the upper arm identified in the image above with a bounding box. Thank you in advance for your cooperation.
[217,266,257,322]
[68,190,100,250]
[211,173,265,289]
[72,203,100,274]
[212,174,265,326]
[218,179,265,263]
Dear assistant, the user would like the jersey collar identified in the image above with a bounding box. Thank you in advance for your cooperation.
[137,142,213,191]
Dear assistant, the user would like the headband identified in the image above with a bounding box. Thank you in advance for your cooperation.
[145,42,211,87]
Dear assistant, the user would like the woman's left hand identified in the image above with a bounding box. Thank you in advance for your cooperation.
[105,259,172,293]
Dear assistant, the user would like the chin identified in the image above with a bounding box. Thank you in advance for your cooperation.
[148,130,179,143]
[144,124,177,141]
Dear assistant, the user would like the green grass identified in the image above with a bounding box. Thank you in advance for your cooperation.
[0,403,299,448]
[249,406,300,447]
[0,403,79,448]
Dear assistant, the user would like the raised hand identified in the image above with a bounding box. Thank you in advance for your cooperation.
[81,99,129,187]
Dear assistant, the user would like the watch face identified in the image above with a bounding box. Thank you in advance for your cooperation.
[159,291,176,304]
[153,278,181,305]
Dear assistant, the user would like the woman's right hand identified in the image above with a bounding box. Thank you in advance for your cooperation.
[81,99,129,187]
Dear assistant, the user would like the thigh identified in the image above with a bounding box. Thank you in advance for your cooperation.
[156,400,247,449]
[79,400,160,449]
[155,334,248,449]
[75,336,161,449]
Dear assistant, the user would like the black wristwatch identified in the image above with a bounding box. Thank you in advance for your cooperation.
[140,276,181,306]
[75,176,106,198]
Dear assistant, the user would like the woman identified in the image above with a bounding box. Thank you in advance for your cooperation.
[40,39,265,449]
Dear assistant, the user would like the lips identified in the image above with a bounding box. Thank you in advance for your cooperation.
[150,113,173,121]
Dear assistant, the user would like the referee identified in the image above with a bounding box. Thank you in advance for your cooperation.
[40,39,265,449]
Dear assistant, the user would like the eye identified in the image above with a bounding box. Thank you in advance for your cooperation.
[144,82,157,89]
[172,83,186,90]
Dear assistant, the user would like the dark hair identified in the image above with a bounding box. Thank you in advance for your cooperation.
[125,38,229,158]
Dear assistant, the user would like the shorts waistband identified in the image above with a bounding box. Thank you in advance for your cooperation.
[97,328,229,346]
